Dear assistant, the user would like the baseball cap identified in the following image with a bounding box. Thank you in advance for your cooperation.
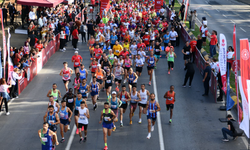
[112,91,117,95]
[75,51,78,53]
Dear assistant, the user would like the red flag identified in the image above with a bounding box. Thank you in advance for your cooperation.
[0,8,7,78]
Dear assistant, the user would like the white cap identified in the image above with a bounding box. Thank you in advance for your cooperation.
[75,51,78,53]
[97,64,101,67]
[145,32,148,34]
[112,91,117,95]
[109,49,112,51]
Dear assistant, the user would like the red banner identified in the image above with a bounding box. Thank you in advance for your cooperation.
[18,34,60,94]
[0,8,7,78]
[100,0,110,17]
[155,0,163,11]
[240,38,250,102]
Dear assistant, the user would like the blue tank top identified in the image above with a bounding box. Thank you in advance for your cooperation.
[59,107,68,120]
[79,69,86,80]
[147,56,155,67]
[110,97,118,110]
[91,82,98,92]
[41,129,52,150]
[128,73,136,84]
[79,84,87,97]
[147,101,157,118]
[47,112,56,126]
[75,98,83,110]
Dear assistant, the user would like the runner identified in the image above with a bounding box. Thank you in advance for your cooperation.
[77,78,90,99]
[138,84,150,124]
[134,54,144,77]
[142,32,150,51]
[59,62,73,92]
[62,88,75,130]
[99,102,116,150]
[48,96,60,113]
[38,122,59,150]
[138,47,146,63]
[43,105,60,136]
[113,40,123,58]
[71,51,83,73]
[107,49,115,69]
[95,64,105,91]
[167,47,177,74]
[90,76,100,110]
[108,91,122,131]
[73,73,81,95]
[101,56,111,72]
[144,93,161,139]
[104,69,115,100]
[129,86,141,125]
[78,101,90,143]
[113,63,124,91]
[74,93,87,134]
[117,85,131,127]
[79,64,88,81]
[182,41,192,67]
[164,85,176,124]
[154,41,162,69]
[146,51,156,86]
[47,83,62,103]
[59,100,72,143]
[123,55,132,83]
[127,68,138,93]
[90,58,98,77]
[130,41,138,65]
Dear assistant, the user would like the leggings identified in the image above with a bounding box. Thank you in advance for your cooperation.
[0,98,8,113]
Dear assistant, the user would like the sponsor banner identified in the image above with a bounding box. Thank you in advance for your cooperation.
[0,8,7,78]
[219,34,227,94]
[18,34,60,94]
[210,72,217,103]
[155,0,163,11]
[100,0,110,17]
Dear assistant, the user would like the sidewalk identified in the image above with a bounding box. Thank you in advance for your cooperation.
[237,0,250,5]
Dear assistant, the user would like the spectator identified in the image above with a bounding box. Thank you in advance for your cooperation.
[196,35,203,51]
[9,3,16,25]
[28,31,36,47]
[38,15,43,28]
[227,46,235,75]
[179,2,185,20]
[65,23,70,42]
[189,37,197,63]
[29,8,36,23]
[80,22,87,42]
[10,68,22,99]
[200,24,208,48]
[208,30,218,58]
[14,48,21,65]
[2,6,7,26]
[202,62,211,96]
[72,26,79,50]
[191,10,197,31]
[23,42,30,54]
[183,59,195,87]
[60,27,67,52]
[221,114,237,142]
[35,40,44,52]
[188,11,193,29]
[0,78,12,115]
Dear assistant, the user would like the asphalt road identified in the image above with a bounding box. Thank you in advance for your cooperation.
[182,0,250,59]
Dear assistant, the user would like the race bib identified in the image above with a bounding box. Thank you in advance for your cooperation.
[68,98,73,103]
[80,115,85,120]
[41,137,48,142]
[150,61,154,64]
[53,96,57,100]
[48,120,54,124]
[155,49,159,52]
[93,66,96,68]
[60,112,65,118]
[186,52,190,55]
[97,75,102,79]
[92,88,96,91]
[142,96,146,100]
[80,90,85,93]
[104,66,108,70]
[129,78,133,81]
[106,80,111,83]
[111,105,117,109]
[116,50,119,53]
[64,74,69,78]
[150,109,154,113]
[77,106,80,110]
[75,62,79,65]
[104,117,110,121]
[168,97,173,101]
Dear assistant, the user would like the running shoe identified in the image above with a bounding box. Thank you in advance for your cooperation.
[60,139,65,143]
[168,71,170,74]
[169,119,172,123]
[115,87,119,92]
[76,128,79,134]
[6,112,10,115]
[148,81,151,86]
[60,49,64,52]
[112,126,116,131]
[138,119,142,124]
[182,85,186,88]
[189,86,191,88]
[123,79,127,83]
[103,146,108,150]
[154,66,157,69]
[83,137,87,142]
[120,122,123,127]
[79,137,83,143]
[68,126,70,131]
[130,121,132,125]
[233,136,238,140]
[151,125,154,131]
[63,48,66,50]
[147,133,151,139]
[52,146,55,150]
[93,104,97,110]
[222,139,229,142]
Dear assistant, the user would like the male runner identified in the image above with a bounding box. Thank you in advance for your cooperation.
[113,63,124,91]
[138,84,150,124]
[90,76,100,110]
[62,88,75,130]
[99,102,116,150]
[117,85,131,127]
[47,83,62,103]
[74,93,87,134]
[144,93,161,139]
[129,86,141,125]
[164,85,176,123]
[43,105,60,136]
[71,51,83,72]
[108,91,122,131]
[104,69,115,100]
[78,101,90,143]
[59,62,73,92]
[48,96,60,113]
[79,64,88,81]
[38,122,59,150]
[146,51,156,86]
[95,64,105,91]
[127,68,138,93]
[59,100,72,143]
[77,78,90,99]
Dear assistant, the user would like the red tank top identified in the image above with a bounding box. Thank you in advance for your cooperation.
[62,68,70,80]
[91,62,97,73]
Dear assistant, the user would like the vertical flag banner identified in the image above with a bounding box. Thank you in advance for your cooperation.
[184,0,189,21]
[0,48,2,79]
[0,8,7,78]
[155,0,163,11]
[219,34,227,94]
[226,65,235,110]
[7,28,13,81]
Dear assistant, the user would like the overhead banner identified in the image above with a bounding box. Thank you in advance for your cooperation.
[100,0,110,17]
[0,8,7,78]
[219,34,227,94]
[155,0,163,11]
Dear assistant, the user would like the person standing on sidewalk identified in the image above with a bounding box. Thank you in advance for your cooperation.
[72,26,79,50]
[202,62,211,96]
[182,59,195,87]
[191,10,197,31]
[208,30,218,58]
[2,6,7,26]
[179,2,185,20]
[60,27,67,52]
[0,78,12,115]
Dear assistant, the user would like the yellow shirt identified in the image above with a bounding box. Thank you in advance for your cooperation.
[123,43,130,51]
[113,44,123,56]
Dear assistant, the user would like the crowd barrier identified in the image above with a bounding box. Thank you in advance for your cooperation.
[18,34,60,94]
[166,8,217,102]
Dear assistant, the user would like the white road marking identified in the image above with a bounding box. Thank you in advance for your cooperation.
[204,11,211,18]
[230,20,235,24]
[216,9,220,12]
[222,14,227,18]
[65,78,92,150]
[240,27,246,32]
[152,71,165,150]
[205,1,208,4]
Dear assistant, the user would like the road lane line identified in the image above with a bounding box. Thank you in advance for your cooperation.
[204,11,211,18]
[65,78,92,150]
[240,27,246,32]
[216,9,220,12]
[152,71,165,150]
[230,20,235,24]
[222,14,227,18]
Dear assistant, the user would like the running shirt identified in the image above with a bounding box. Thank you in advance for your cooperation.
[166,91,175,105]
[120,91,128,104]
[79,84,88,97]
[110,97,118,110]
[154,44,161,55]
[130,44,137,55]
[78,107,88,124]
[91,82,98,92]
[74,78,80,89]
[66,93,74,106]
[51,89,58,102]
[49,102,58,112]
[41,129,52,150]
[128,73,137,83]
[62,68,71,81]
[135,58,144,67]
[59,107,68,120]
[168,52,174,62]
[139,89,148,104]
[102,60,110,71]
[138,51,146,62]
[91,62,97,73]
[75,98,83,110]
[147,101,157,118]
[105,74,112,85]
[147,56,155,67]
[130,91,138,103]
[102,109,113,124]
[47,112,57,126]
[115,67,122,80]
[107,54,115,65]
[79,69,87,80]
[124,59,131,68]
[71,55,82,67]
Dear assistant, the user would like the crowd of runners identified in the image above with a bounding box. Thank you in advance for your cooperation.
[37,0,184,149]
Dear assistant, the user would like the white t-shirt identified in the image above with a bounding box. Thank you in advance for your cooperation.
[78,107,88,124]
[227,51,234,59]
[129,30,135,39]
[150,32,155,40]
[135,58,144,67]
[138,51,146,62]
[123,22,129,29]
[160,8,165,14]
[169,31,178,41]
[0,85,9,93]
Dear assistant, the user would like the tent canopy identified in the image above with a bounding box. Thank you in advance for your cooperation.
[17,0,63,7]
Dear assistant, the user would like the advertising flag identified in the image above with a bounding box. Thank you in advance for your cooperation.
[0,8,7,78]
[226,65,235,110]
[7,28,13,81]
[219,34,227,94]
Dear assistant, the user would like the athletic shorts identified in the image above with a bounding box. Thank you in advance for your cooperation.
[124,67,131,71]
[138,103,147,108]
[147,115,157,121]
[74,109,79,116]
[128,83,137,87]
[119,103,128,109]
[183,55,190,60]
[60,119,69,125]
[102,122,113,129]
[49,125,57,132]
[130,103,137,110]
[166,104,174,110]
[168,61,174,68]
[97,79,103,84]
[78,123,88,130]
[63,79,71,83]
[105,83,112,89]
[154,54,160,60]
[202,37,207,42]
[91,91,98,96]
[74,66,80,70]
[147,66,154,70]
[136,67,143,73]
[115,78,122,83]
[111,109,118,117]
